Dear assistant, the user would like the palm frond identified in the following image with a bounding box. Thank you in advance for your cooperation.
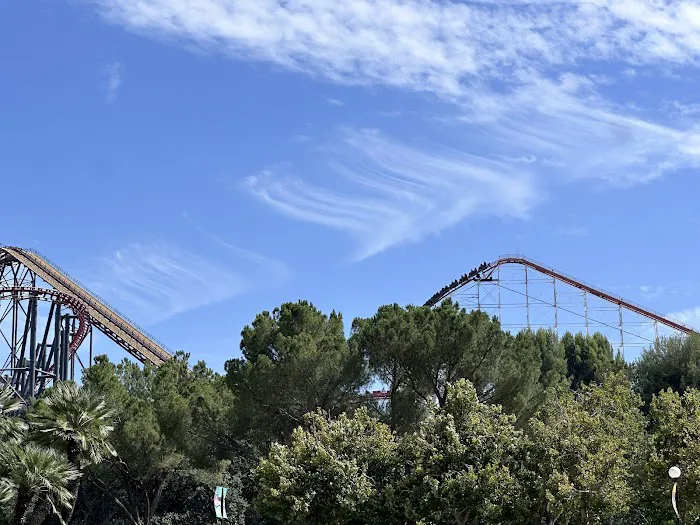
[0,387,28,444]
[1,442,80,523]
[30,382,117,467]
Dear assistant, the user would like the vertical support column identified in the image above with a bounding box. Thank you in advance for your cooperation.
[477,279,481,311]
[497,265,502,324]
[11,295,18,370]
[37,303,54,395]
[524,265,530,329]
[583,290,589,336]
[70,318,75,381]
[62,316,70,382]
[654,321,659,344]
[553,277,559,335]
[28,294,37,398]
[89,325,93,367]
[54,302,61,383]
[618,304,624,359]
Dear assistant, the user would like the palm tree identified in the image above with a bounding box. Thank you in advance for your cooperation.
[0,388,28,444]
[0,442,79,525]
[29,382,116,524]
[30,382,116,468]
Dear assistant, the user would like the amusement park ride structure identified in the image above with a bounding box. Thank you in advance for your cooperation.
[0,246,171,398]
[425,255,697,356]
[1,246,697,400]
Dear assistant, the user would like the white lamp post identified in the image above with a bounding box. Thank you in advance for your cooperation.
[669,466,682,523]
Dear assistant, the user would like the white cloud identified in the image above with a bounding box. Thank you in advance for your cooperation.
[246,72,700,256]
[326,98,344,106]
[245,128,540,260]
[639,284,665,299]
[103,62,122,103]
[82,0,700,256]
[664,100,700,117]
[460,74,700,186]
[668,306,700,331]
[86,0,700,97]
[84,241,283,324]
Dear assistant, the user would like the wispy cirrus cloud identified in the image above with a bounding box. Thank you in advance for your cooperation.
[460,74,700,186]
[82,0,700,257]
[84,0,700,96]
[103,62,122,103]
[245,127,539,260]
[85,240,287,324]
[181,212,293,283]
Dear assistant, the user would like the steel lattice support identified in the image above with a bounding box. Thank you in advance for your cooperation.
[0,246,173,399]
[0,259,81,398]
[425,254,699,358]
[0,258,82,397]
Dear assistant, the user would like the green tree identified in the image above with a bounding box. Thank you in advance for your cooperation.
[79,353,230,525]
[562,332,625,390]
[0,443,79,525]
[151,466,246,525]
[28,382,116,525]
[523,373,647,524]
[355,302,507,406]
[638,387,700,524]
[392,379,524,525]
[254,407,397,525]
[507,328,569,422]
[354,302,553,425]
[226,301,369,444]
[30,382,116,468]
[486,329,545,421]
[633,334,700,407]
[0,388,27,444]
[533,328,569,391]
[351,304,429,433]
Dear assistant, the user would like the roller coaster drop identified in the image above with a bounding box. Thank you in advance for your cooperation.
[0,246,171,398]
[1,247,697,400]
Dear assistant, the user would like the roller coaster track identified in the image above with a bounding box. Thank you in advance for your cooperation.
[0,287,91,354]
[0,246,172,366]
[425,254,699,338]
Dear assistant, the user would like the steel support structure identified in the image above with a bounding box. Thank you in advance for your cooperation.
[524,265,531,330]
[584,290,589,336]
[1,246,173,399]
[425,254,700,357]
[619,305,625,359]
[0,288,72,398]
[553,276,559,334]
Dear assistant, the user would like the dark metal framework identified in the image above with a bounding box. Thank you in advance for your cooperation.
[0,247,172,398]
[426,254,699,358]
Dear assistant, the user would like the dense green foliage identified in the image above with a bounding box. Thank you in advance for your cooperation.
[2,299,699,525]
[226,301,369,444]
[634,334,700,406]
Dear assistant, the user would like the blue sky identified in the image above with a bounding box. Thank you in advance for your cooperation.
[2,0,700,369]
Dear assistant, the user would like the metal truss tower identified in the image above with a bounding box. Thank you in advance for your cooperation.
[425,254,698,358]
[0,246,172,399]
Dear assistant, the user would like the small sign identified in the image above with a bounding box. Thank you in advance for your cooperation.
[214,486,228,520]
